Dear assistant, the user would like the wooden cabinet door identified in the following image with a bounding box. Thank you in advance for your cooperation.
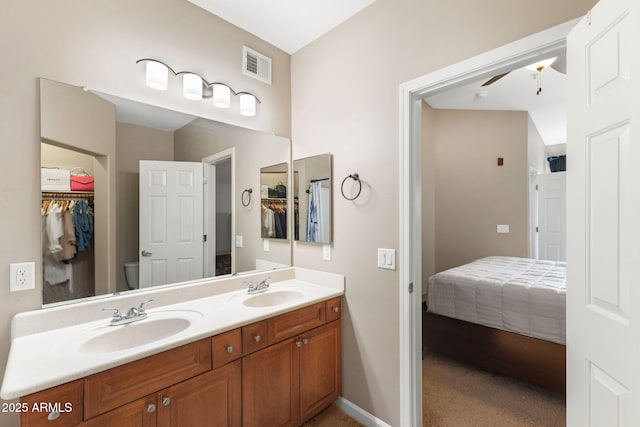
[242,338,300,427]
[79,395,156,427]
[299,320,342,422]
[156,360,241,427]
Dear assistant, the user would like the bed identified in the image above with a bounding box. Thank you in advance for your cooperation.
[422,256,566,393]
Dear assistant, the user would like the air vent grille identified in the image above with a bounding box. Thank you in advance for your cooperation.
[242,46,272,85]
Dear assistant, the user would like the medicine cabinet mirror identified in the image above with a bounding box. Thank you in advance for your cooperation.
[40,78,291,306]
[293,153,332,244]
[260,163,289,240]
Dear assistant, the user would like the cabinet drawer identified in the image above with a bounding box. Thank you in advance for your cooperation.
[84,339,211,419]
[325,297,342,322]
[242,320,269,355]
[212,328,242,368]
[268,302,326,344]
[20,380,83,427]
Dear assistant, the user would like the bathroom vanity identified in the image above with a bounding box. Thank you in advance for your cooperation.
[1,269,343,426]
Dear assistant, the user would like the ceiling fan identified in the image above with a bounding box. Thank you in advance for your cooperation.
[481,55,567,88]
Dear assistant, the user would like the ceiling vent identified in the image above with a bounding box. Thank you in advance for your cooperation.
[242,46,272,85]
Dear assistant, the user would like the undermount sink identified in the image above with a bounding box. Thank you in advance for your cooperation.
[77,310,202,354]
[241,289,304,308]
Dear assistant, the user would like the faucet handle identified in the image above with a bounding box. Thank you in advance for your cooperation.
[262,276,271,285]
[138,299,154,314]
[102,307,123,321]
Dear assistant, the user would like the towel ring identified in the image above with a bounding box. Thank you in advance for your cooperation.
[241,188,252,207]
[341,173,361,201]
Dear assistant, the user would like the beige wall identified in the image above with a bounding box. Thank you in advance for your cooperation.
[0,1,290,425]
[116,122,175,290]
[291,0,594,423]
[432,109,530,272]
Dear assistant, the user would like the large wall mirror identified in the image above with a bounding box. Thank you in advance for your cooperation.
[40,78,291,306]
[293,153,332,244]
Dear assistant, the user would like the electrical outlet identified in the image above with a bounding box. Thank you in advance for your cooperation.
[10,262,35,292]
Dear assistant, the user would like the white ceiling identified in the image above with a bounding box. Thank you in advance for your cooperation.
[187,0,377,54]
[424,62,566,146]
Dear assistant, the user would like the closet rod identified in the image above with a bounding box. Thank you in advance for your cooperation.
[42,192,94,199]
[309,178,330,183]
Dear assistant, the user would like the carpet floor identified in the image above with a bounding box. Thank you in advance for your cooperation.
[423,350,566,427]
[303,350,565,427]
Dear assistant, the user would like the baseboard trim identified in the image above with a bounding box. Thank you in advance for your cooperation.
[335,397,392,427]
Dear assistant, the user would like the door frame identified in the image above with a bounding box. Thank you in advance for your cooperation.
[397,19,579,426]
[203,148,236,276]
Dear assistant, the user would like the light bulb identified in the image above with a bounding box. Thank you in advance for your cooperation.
[145,61,168,90]
[239,93,256,117]
[213,84,231,109]
[183,73,203,100]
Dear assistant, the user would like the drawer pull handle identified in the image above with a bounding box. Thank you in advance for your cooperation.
[226,345,234,353]
[47,411,60,421]
[254,335,261,343]
[302,338,309,345]
[332,306,340,313]
[295,341,302,348]
[147,404,156,413]
[162,397,171,407]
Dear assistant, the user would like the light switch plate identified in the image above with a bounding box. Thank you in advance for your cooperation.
[323,245,331,261]
[263,239,270,252]
[377,248,396,270]
[235,235,243,248]
[497,224,510,234]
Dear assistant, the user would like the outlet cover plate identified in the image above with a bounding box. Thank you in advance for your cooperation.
[10,262,35,292]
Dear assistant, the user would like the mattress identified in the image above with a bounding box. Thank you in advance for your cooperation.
[427,256,566,345]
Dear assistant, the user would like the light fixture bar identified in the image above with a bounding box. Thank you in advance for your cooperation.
[136,58,261,116]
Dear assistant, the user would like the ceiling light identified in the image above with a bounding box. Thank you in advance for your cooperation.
[526,57,557,72]
[145,60,168,90]
[212,84,231,108]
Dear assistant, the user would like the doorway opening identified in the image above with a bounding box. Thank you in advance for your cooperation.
[398,19,579,426]
[203,148,235,277]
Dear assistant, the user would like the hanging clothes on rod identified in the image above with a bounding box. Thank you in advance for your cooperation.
[41,192,94,290]
[261,199,288,239]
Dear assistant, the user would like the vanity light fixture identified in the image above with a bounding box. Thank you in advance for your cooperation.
[136,58,261,115]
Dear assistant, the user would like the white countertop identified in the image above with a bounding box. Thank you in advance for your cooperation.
[1,269,344,400]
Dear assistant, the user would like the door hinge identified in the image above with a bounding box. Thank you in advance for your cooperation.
[535,184,538,190]
[587,9,592,26]
[408,282,414,294]
[536,227,539,233]
[203,176,208,184]
[203,234,207,242]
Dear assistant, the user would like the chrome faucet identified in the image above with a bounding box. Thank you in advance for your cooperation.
[247,277,270,295]
[103,299,154,326]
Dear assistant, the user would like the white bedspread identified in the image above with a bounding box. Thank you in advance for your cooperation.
[427,256,566,345]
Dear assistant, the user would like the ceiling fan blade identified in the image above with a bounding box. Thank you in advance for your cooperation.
[481,72,510,87]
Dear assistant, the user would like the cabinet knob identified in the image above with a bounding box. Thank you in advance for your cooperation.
[47,411,60,421]
[302,338,309,345]
[226,345,234,353]
[295,341,302,348]
[162,397,171,407]
[332,306,340,313]
[254,335,261,343]
[147,404,156,413]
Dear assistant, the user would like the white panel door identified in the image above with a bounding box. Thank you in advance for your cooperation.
[566,0,640,425]
[537,172,566,261]
[139,160,204,288]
